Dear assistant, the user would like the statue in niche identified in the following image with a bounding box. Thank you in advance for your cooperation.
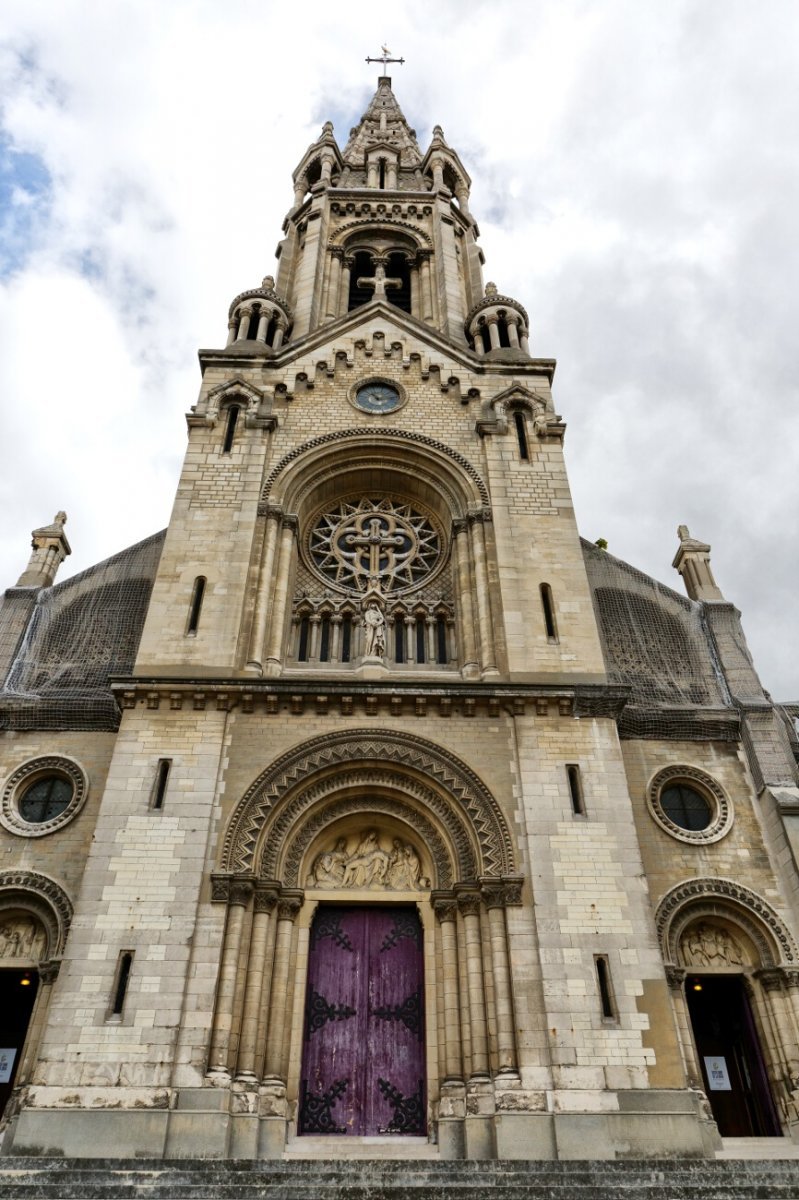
[363,600,386,658]
[682,922,747,968]
[0,916,45,960]
[307,829,429,890]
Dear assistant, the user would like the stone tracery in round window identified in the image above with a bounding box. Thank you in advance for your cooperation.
[307,498,443,595]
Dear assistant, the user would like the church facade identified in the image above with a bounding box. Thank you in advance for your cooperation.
[1,76,799,1162]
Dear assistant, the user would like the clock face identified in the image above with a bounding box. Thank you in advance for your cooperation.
[355,382,401,414]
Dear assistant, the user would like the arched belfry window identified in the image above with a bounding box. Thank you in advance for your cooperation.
[386,252,411,314]
[348,251,375,311]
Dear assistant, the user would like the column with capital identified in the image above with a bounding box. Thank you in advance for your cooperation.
[236,887,279,1080]
[208,878,254,1077]
[263,895,303,1082]
[246,505,282,674]
[326,250,342,320]
[456,890,489,1079]
[481,882,518,1076]
[265,515,298,674]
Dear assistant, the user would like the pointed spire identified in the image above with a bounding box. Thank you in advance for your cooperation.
[342,76,422,167]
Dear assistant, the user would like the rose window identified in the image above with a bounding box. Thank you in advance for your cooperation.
[307,498,442,595]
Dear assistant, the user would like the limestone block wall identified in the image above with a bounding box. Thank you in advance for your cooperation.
[29,706,228,1103]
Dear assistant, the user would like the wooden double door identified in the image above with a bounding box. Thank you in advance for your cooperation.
[298,906,426,1137]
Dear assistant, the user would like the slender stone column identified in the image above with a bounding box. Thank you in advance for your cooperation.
[387,162,398,189]
[236,887,278,1080]
[431,155,445,190]
[481,883,518,1075]
[16,959,60,1085]
[453,519,478,675]
[426,615,436,664]
[265,516,298,673]
[409,259,419,317]
[226,318,237,346]
[507,318,520,348]
[420,253,434,324]
[263,894,302,1082]
[468,513,496,675]
[256,308,270,342]
[434,898,463,1082]
[665,968,702,1087]
[308,614,322,662]
[405,615,415,664]
[272,320,286,350]
[339,257,353,315]
[748,976,784,1095]
[756,971,795,1080]
[208,878,254,1076]
[457,890,489,1079]
[486,315,501,350]
[246,506,281,674]
[330,614,342,664]
[782,970,799,1041]
[367,161,378,188]
[236,307,252,341]
[326,251,342,320]
[471,326,484,355]
[520,328,530,354]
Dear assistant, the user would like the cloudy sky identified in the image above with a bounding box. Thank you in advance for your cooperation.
[1,0,797,698]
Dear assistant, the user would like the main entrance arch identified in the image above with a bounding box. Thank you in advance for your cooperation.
[208,730,523,1151]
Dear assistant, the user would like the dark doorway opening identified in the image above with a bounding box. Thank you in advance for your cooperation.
[0,968,39,1119]
[686,974,781,1137]
[299,906,425,1137]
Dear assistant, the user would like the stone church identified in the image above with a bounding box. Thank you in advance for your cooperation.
[1,73,799,1163]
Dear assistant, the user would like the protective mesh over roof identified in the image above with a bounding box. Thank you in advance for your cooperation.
[582,539,734,740]
[0,531,164,730]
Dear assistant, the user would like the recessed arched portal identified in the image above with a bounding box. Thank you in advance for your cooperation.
[207,730,523,1146]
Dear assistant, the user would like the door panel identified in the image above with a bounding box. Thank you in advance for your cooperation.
[299,906,425,1136]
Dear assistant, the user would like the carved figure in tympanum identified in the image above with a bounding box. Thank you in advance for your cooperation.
[681,922,748,968]
[307,828,429,891]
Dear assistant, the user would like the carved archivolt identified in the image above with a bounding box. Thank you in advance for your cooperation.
[222,730,514,881]
[260,428,490,507]
[329,215,434,251]
[656,877,799,968]
[0,869,73,959]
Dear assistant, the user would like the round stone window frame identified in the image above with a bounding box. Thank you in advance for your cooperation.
[1,756,89,839]
[646,764,733,845]
[348,376,408,417]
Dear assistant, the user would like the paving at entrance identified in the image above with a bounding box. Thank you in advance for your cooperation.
[2,1157,799,1199]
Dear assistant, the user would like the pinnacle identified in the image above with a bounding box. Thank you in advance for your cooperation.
[341,77,422,167]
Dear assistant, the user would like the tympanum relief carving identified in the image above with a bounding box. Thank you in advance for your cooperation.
[307,828,430,891]
[680,922,748,969]
[0,915,46,960]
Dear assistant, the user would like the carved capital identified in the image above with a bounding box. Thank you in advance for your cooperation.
[264,503,283,523]
[229,878,255,908]
[451,517,468,536]
[664,965,686,989]
[500,875,524,907]
[38,959,61,985]
[756,968,785,993]
[210,874,232,903]
[432,892,458,924]
[480,880,506,910]
[277,893,303,922]
[254,886,279,914]
[456,888,482,918]
[281,513,299,534]
[467,507,493,526]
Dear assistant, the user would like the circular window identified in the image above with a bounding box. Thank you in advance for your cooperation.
[305,496,444,596]
[647,766,732,845]
[1,757,88,838]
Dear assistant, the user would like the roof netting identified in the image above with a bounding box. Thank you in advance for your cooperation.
[581,539,735,741]
[0,531,164,731]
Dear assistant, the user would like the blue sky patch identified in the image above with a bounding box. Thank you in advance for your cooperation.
[0,133,52,278]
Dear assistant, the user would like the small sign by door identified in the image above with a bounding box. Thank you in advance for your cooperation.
[704,1056,732,1091]
[0,1049,16,1084]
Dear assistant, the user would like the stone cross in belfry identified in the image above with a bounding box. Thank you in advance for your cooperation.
[357,261,402,301]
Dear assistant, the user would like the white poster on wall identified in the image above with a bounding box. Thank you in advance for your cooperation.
[0,1048,16,1084]
[704,1056,732,1091]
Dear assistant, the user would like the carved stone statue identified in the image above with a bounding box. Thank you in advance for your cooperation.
[363,601,386,658]
[307,830,429,890]
[681,922,747,968]
[0,916,45,960]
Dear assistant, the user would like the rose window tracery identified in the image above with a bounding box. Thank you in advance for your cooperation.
[307,498,442,595]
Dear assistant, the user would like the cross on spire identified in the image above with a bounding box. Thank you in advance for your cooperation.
[365,45,405,76]
[356,261,402,301]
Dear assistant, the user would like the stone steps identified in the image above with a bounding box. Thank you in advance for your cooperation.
[1,1158,799,1199]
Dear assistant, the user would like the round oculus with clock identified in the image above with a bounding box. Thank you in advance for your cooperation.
[352,380,404,415]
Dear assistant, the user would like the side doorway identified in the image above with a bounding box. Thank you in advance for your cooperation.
[0,967,39,1120]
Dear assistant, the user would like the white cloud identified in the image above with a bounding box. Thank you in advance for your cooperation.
[0,0,797,697]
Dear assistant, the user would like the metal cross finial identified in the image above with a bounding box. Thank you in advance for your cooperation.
[366,46,405,76]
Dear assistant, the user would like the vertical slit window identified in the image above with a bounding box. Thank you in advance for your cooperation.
[416,621,426,664]
[514,411,529,460]
[298,617,310,662]
[222,405,240,453]
[379,159,386,188]
[341,615,352,663]
[319,616,331,662]
[394,619,405,664]
[595,955,617,1020]
[111,951,134,1018]
[151,759,171,811]
[540,583,558,642]
[186,576,206,636]
[567,765,584,816]
[436,616,448,665]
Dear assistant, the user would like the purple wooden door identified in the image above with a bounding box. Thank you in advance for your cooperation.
[299,906,425,1136]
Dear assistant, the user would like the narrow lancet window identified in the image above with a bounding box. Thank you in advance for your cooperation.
[595,955,617,1020]
[341,615,352,663]
[416,621,426,664]
[567,765,585,816]
[394,619,405,664]
[298,617,310,662]
[514,411,529,460]
[319,616,331,663]
[186,576,206,636]
[540,583,558,642]
[222,405,240,453]
[110,951,134,1018]
[436,616,448,664]
[151,759,171,811]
